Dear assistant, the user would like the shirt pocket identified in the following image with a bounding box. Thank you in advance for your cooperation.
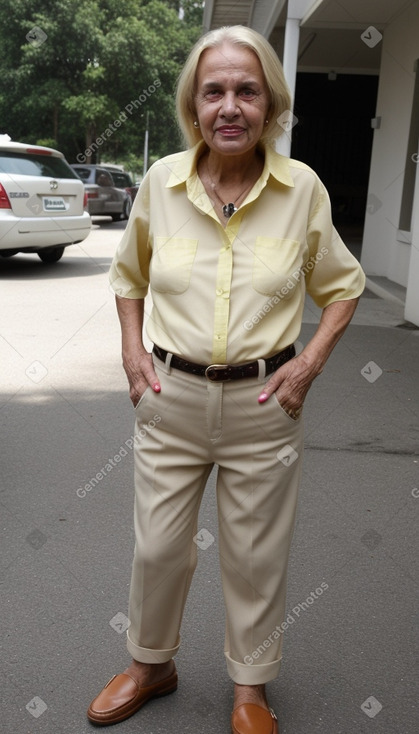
[252,237,302,296]
[150,237,198,294]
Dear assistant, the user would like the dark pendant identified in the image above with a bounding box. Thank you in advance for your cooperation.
[223,202,237,218]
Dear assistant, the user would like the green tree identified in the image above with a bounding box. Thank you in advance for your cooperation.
[0,0,204,162]
[0,0,108,153]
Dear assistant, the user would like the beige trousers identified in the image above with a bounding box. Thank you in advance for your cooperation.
[127,353,304,684]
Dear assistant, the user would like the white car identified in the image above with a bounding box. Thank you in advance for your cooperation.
[0,136,91,263]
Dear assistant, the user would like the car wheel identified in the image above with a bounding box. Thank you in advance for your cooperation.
[123,197,132,220]
[38,247,65,263]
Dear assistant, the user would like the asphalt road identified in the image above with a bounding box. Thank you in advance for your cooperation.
[1,218,418,734]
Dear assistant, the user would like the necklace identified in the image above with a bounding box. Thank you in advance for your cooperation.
[206,164,253,218]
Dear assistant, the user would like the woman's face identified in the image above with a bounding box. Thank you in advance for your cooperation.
[194,42,270,157]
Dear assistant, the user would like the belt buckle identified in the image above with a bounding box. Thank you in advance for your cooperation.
[205,364,230,382]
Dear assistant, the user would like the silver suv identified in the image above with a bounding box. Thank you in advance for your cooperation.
[71,164,132,220]
[0,136,91,263]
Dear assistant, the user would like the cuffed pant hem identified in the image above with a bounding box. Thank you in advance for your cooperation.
[225,652,282,684]
[126,631,180,663]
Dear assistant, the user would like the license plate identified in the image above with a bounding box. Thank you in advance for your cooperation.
[43,196,67,211]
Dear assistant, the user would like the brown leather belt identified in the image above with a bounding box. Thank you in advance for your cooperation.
[153,344,295,382]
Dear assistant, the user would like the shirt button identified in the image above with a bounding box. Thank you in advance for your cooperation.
[216,288,223,296]
[222,291,230,299]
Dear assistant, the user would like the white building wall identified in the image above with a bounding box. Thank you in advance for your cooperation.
[405,160,419,323]
[361,3,419,295]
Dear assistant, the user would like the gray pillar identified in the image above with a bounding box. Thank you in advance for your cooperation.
[276,16,300,156]
[404,140,419,326]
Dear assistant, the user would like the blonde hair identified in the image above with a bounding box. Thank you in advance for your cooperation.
[176,25,292,149]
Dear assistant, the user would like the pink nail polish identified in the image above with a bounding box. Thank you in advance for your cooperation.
[153,383,161,392]
[258,392,268,403]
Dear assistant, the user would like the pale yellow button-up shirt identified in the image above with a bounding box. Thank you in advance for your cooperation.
[109,142,365,364]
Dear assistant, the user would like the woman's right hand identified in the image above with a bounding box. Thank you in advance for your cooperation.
[114,296,160,406]
[122,347,161,407]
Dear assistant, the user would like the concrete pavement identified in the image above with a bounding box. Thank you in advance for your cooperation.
[1,220,418,733]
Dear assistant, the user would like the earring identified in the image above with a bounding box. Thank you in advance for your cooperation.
[265,119,269,125]
[193,120,199,128]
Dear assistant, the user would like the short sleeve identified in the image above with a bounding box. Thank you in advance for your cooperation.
[304,178,366,308]
[108,171,152,299]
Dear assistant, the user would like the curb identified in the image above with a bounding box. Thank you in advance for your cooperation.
[364,277,405,306]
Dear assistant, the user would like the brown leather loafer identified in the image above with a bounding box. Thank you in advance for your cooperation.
[231,703,279,734]
[87,668,178,726]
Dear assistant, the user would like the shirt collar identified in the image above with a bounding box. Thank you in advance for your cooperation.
[165,140,295,189]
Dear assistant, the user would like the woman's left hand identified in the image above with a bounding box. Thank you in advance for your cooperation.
[258,353,320,418]
[257,300,361,418]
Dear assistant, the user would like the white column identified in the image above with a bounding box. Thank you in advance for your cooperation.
[276,16,300,156]
[404,147,419,326]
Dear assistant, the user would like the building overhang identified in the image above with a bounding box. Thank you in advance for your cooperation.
[203,0,287,38]
[202,0,411,75]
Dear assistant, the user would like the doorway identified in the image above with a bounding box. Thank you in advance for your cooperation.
[291,72,379,259]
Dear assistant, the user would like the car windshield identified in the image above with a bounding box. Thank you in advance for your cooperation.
[0,151,79,178]
[111,172,132,188]
[72,167,93,182]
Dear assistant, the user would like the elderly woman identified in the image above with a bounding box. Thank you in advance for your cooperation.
[87,25,365,734]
